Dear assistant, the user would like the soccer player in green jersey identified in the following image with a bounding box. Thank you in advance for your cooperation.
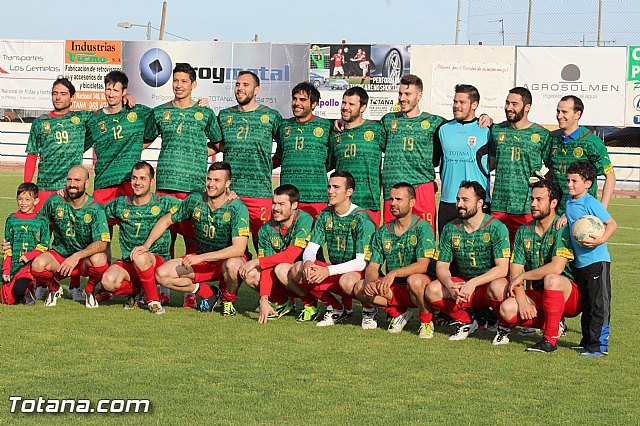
[425,181,510,340]
[2,183,50,305]
[330,87,385,225]
[140,162,250,316]
[85,71,152,205]
[102,162,180,315]
[25,78,92,209]
[273,82,332,218]
[486,178,580,352]
[239,184,314,324]
[30,166,110,308]
[549,95,615,214]
[216,71,283,240]
[283,171,376,326]
[490,87,553,242]
[351,183,436,335]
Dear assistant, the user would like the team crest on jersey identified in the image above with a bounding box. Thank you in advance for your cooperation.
[122,209,130,221]
[482,232,491,243]
[410,235,418,246]
[284,127,291,138]
[260,114,270,124]
[546,235,554,246]
[363,130,374,141]
[226,116,233,126]
[84,214,92,224]
[391,120,398,132]
[71,116,81,125]
[452,235,461,249]
[326,218,333,230]
[498,133,506,144]
[56,207,64,220]
[531,133,541,143]
[502,248,511,258]
[125,112,137,123]
[384,240,392,252]
[335,134,341,145]
[573,147,584,158]
[150,206,161,216]
[193,208,201,221]
[468,136,477,148]
[223,212,231,222]
[524,239,532,251]
[42,122,51,133]
[98,121,106,133]
[313,127,324,138]
[272,238,281,249]
[351,220,357,229]
[552,147,558,157]
[421,120,430,130]
[194,111,204,121]
[163,112,171,122]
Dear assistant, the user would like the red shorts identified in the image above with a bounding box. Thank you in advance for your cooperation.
[93,181,135,205]
[450,277,490,310]
[525,280,582,319]
[34,190,58,213]
[1,266,33,305]
[491,211,533,243]
[157,190,195,238]
[239,197,272,234]
[387,282,416,309]
[189,254,248,283]
[113,254,165,294]
[298,260,364,292]
[50,250,88,278]
[298,202,328,219]
[384,181,436,233]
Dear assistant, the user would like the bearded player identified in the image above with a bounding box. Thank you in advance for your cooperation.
[282,171,376,326]
[352,182,436,335]
[137,162,249,316]
[239,184,314,324]
[30,166,110,308]
[274,82,331,218]
[101,162,180,314]
[425,181,510,340]
[490,87,552,242]
[486,178,579,352]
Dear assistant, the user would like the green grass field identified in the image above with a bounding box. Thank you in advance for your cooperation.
[0,170,638,424]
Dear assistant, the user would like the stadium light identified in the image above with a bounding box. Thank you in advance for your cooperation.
[116,21,189,41]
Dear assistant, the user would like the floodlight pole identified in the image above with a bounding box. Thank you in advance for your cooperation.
[159,0,167,40]
[526,0,532,46]
[597,0,602,47]
[455,0,461,45]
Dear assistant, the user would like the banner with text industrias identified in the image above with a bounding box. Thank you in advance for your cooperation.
[516,47,626,126]
[122,41,308,116]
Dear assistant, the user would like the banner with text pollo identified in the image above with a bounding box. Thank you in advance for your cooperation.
[516,47,626,126]
[625,46,640,126]
[0,40,64,109]
[65,40,122,111]
[410,45,515,122]
[122,41,308,116]
[309,43,411,119]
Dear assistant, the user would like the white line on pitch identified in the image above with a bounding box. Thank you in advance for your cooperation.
[609,242,640,246]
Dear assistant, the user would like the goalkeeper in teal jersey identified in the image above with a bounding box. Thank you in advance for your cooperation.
[2,183,50,305]
[353,183,436,335]
[216,71,283,238]
[425,181,511,341]
[273,82,332,218]
[137,162,250,317]
[24,78,92,209]
[282,171,376,326]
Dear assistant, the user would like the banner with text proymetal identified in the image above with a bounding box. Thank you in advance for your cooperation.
[516,47,626,126]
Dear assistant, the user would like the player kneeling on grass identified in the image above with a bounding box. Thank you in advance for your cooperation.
[31,166,110,308]
[138,162,250,316]
[239,184,314,324]
[102,162,179,314]
[487,178,580,352]
[2,183,50,305]
[283,171,376,326]
[565,160,616,357]
[425,181,510,340]
[351,182,436,335]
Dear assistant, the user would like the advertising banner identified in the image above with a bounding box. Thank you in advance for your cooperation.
[624,46,640,126]
[310,43,410,119]
[64,40,122,111]
[122,41,308,116]
[0,40,64,109]
[410,45,515,121]
[516,47,626,126]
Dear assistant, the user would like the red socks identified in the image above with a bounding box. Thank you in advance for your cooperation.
[542,289,565,345]
[31,268,55,291]
[137,265,159,303]
[112,280,133,296]
[196,283,214,299]
[85,264,109,294]
[430,299,472,323]
[419,311,433,323]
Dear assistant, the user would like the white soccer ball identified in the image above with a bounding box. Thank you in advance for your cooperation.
[572,215,605,245]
